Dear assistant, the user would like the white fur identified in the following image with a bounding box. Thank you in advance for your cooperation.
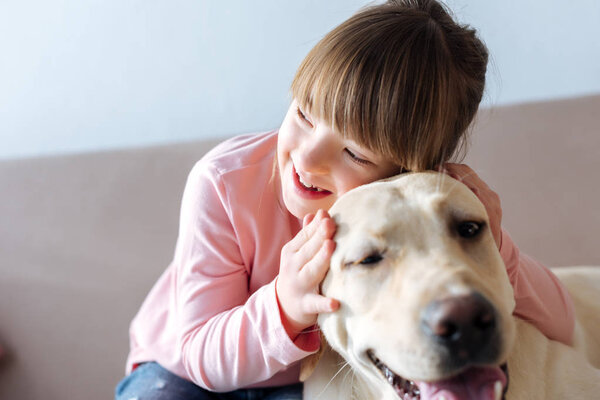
[303,172,600,400]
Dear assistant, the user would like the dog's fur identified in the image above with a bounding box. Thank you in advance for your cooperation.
[302,172,600,400]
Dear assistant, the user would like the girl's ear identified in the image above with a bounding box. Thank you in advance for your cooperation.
[299,331,326,381]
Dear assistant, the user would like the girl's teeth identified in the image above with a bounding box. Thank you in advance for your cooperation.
[299,175,323,191]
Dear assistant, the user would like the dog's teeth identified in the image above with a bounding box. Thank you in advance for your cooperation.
[494,380,503,400]
[384,368,395,383]
[409,381,420,396]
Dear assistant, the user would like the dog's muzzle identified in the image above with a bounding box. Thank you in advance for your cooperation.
[353,290,507,400]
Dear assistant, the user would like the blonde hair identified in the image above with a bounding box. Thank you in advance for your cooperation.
[291,0,488,171]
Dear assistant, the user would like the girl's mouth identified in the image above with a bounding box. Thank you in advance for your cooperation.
[298,174,326,192]
[292,166,332,199]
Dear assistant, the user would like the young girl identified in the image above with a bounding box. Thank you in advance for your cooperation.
[116,1,574,399]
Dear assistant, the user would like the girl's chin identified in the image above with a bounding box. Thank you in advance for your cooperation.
[283,196,330,220]
[285,201,315,220]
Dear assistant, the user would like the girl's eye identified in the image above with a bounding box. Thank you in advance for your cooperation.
[296,107,313,127]
[345,148,370,165]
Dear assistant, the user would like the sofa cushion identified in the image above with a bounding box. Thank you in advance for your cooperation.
[0,139,220,399]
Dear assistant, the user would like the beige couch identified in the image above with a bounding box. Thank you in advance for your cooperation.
[1,95,599,400]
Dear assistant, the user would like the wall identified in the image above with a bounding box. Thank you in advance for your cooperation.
[1,0,599,159]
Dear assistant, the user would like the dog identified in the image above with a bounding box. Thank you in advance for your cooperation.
[301,172,600,400]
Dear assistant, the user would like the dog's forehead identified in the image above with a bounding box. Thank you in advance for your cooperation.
[331,172,483,220]
[330,182,400,230]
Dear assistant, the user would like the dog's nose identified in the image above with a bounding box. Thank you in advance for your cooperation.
[421,292,498,363]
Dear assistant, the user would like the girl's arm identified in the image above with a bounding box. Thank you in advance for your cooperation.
[499,230,575,345]
[174,161,319,391]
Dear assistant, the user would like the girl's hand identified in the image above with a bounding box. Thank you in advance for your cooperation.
[442,163,503,248]
[276,209,340,339]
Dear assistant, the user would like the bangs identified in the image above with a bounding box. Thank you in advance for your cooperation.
[290,2,482,172]
[290,16,409,165]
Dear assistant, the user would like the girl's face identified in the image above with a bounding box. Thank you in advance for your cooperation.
[277,100,402,219]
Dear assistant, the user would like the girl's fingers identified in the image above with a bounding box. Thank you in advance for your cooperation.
[303,213,315,228]
[300,239,335,285]
[444,163,490,195]
[286,210,322,252]
[287,209,328,251]
[444,164,477,185]
[299,219,336,268]
[302,293,340,315]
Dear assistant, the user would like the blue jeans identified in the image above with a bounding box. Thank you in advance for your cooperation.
[115,362,303,400]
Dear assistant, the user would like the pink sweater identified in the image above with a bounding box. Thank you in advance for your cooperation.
[126,130,574,391]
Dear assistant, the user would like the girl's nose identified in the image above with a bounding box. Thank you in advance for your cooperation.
[295,131,333,175]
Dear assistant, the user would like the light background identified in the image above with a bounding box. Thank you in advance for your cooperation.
[1,0,599,159]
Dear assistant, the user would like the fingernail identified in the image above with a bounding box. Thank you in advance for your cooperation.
[331,299,340,311]
[303,215,311,227]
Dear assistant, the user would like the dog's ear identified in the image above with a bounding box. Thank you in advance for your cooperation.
[299,331,326,382]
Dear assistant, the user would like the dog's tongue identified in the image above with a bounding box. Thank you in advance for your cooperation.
[416,366,506,400]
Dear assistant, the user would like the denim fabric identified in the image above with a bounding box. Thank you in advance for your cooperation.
[115,362,303,400]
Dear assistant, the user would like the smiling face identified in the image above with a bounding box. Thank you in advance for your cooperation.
[277,100,401,219]
[319,172,517,400]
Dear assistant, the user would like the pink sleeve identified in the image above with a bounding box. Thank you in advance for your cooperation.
[173,161,319,391]
[499,229,575,345]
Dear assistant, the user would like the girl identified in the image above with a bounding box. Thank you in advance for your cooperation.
[116,1,574,399]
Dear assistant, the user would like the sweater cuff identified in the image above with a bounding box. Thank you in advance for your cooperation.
[267,278,321,358]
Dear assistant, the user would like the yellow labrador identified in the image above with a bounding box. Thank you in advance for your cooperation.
[302,172,600,400]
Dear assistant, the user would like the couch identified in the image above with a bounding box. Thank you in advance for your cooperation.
[1,94,599,399]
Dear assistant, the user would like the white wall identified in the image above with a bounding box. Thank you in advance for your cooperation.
[1,0,599,159]
[446,0,600,106]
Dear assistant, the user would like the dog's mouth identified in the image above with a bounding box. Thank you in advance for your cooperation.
[367,350,508,400]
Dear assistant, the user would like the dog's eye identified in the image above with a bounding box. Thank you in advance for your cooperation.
[359,253,383,265]
[343,250,386,268]
[457,221,482,238]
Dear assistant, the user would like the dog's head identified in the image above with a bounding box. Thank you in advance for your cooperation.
[315,172,516,400]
